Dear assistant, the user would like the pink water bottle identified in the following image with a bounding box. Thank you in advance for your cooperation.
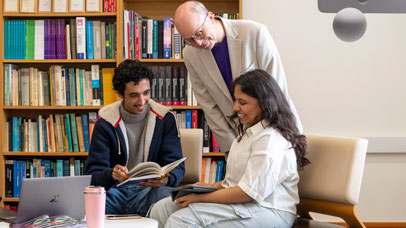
[84,186,106,228]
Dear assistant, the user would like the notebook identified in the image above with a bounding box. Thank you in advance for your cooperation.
[14,175,91,224]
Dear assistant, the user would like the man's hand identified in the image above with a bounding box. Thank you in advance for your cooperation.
[112,165,128,181]
[138,173,169,188]
[174,193,201,208]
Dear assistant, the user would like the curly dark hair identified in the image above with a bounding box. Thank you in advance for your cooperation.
[113,60,153,96]
[231,69,310,169]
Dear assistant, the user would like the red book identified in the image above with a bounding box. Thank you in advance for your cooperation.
[191,110,198,128]
[103,0,108,12]
[135,23,140,59]
[212,132,219,152]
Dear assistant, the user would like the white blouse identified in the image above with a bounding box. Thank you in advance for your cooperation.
[222,120,300,214]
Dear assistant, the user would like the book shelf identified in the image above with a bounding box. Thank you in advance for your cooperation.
[0,0,241,206]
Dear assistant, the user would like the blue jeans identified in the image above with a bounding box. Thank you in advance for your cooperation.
[106,185,172,216]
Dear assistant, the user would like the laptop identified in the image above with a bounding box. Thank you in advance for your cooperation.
[14,175,91,224]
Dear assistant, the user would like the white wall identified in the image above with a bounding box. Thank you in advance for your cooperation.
[243,0,406,222]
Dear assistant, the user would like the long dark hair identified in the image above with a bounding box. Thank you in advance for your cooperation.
[231,69,310,169]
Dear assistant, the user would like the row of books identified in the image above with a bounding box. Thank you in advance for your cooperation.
[3,18,117,60]
[6,113,98,153]
[173,110,220,153]
[5,158,86,198]
[201,158,225,184]
[3,64,118,107]
[123,12,184,60]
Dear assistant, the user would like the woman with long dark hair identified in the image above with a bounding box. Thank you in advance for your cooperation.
[149,69,310,228]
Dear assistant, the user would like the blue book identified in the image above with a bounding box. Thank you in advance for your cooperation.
[13,161,21,197]
[56,160,63,177]
[185,110,192,129]
[12,117,19,151]
[65,67,71,106]
[81,114,90,152]
[43,119,48,152]
[74,160,81,176]
[22,20,26,59]
[86,20,94,59]
[152,20,158,59]
[215,160,224,182]
[4,21,9,59]
[63,159,70,176]
[44,160,51,177]
[65,114,73,152]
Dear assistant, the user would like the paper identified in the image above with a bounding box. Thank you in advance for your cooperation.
[38,0,51,12]
[53,0,67,12]
[4,0,19,12]
[69,0,83,11]
[20,0,35,12]
[86,0,99,12]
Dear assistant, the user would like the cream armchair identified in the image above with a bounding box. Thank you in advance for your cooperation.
[293,135,368,228]
[179,128,203,183]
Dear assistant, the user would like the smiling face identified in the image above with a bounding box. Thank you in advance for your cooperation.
[119,79,151,114]
[175,3,222,50]
[233,84,263,125]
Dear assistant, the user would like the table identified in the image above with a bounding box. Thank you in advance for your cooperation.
[105,217,158,228]
[0,217,158,228]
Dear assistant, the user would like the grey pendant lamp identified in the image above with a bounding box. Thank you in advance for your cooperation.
[319,0,406,42]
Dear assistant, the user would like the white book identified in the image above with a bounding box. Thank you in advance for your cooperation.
[53,66,62,106]
[209,160,217,184]
[12,69,18,106]
[203,157,211,184]
[76,17,87,59]
[61,68,67,106]
[117,157,187,187]
[187,73,193,106]
[93,21,101,59]
[85,71,93,106]
[35,20,45,60]
[20,68,30,106]
[32,122,38,152]
[123,11,129,59]
[147,19,153,57]
[192,90,198,106]
[100,22,106,59]
[91,65,100,106]
[38,70,44,106]
[66,24,72,59]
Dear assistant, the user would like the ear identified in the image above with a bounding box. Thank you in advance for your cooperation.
[207,11,215,21]
[117,91,124,100]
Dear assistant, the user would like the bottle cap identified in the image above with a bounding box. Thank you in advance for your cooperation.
[84,186,105,194]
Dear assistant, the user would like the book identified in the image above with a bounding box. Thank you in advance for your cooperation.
[76,17,86,59]
[170,184,219,201]
[116,157,187,187]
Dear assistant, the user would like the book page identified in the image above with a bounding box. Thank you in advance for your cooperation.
[127,162,161,177]
[21,0,35,12]
[53,0,67,12]
[161,157,187,176]
[69,0,84,11]
[86,0,100,12]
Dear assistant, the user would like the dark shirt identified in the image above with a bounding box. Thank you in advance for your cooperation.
[211,37,233,97]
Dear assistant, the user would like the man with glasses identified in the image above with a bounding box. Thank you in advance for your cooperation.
[174,1,303,154]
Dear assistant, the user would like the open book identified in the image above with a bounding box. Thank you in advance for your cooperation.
[170,184,219,200]
[116,157,187,187]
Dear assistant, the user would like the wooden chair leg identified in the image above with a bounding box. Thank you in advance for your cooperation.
[297,198,366,228]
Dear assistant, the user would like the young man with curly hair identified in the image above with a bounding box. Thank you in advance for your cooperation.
[85,60,185,216]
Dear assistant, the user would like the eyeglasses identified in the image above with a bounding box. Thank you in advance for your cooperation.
[185,13,208,46]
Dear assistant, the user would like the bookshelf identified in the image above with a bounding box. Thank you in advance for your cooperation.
[0,0,241,206]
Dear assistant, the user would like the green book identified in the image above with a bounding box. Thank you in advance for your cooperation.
[70,113,79,152]
[79,69,84,106]
[69,68,76,106]
[65,114,73,152]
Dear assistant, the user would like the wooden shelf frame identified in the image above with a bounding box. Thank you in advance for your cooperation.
[0,0,240,206]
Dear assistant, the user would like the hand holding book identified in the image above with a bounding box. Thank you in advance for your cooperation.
[116,157,187,187]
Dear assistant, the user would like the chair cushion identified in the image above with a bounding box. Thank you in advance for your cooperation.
[298,135,368,205]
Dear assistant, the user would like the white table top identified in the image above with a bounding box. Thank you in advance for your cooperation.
[0,217,158,228]
[105,217,158,228]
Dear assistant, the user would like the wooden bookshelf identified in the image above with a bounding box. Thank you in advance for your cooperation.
[0,0,241,207]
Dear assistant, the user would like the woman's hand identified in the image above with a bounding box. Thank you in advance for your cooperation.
[174,193,202,208]
[112,165,129,181]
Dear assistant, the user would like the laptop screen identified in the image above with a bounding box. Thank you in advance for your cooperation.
[16,176,91,224]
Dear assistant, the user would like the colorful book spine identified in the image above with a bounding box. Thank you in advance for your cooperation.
[163,18,172,59]
[70,113,79,152]
[86,20,94,59]
[185,110,192,129]
[65,114,73,152]
[91,65,101,106]
[152,20,158,59]
[81,114,90,152]
[76,17,86,59]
